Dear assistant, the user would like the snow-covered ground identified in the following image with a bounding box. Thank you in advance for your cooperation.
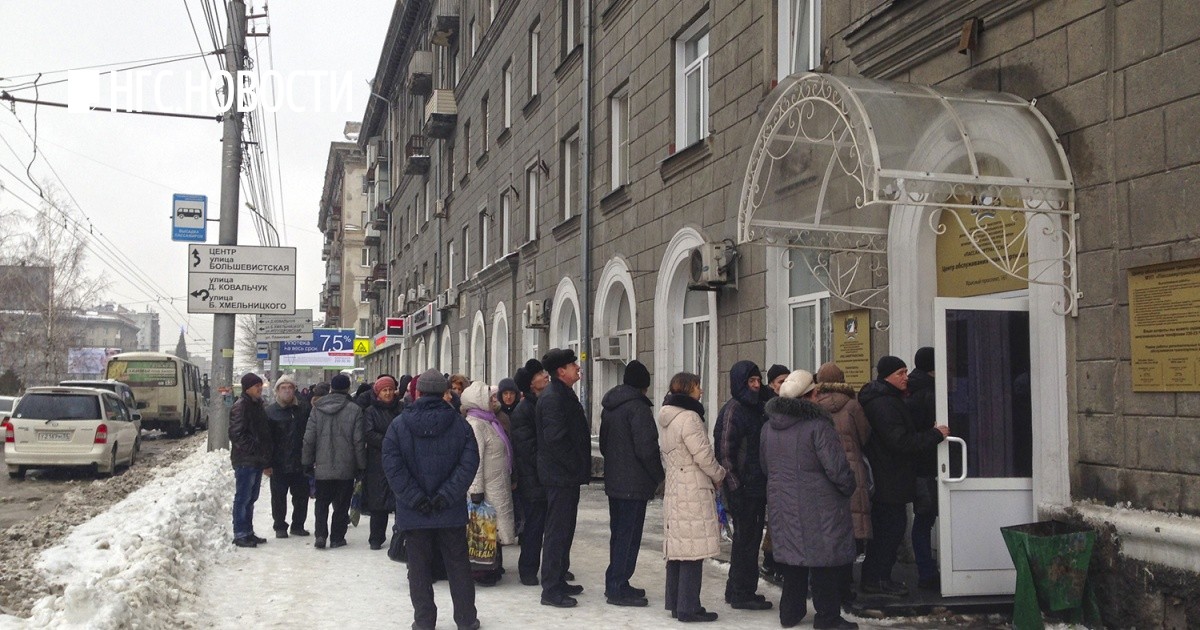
[0,443,1011,629]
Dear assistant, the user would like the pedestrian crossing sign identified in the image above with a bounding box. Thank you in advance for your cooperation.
[353,337,371,356]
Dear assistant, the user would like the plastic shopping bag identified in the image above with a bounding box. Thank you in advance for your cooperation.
[349,480,363,527]
[466,499,499,571]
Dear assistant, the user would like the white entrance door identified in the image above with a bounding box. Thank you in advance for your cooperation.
[934,296,1035,597]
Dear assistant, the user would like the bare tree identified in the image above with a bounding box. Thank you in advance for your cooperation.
[0,185,106,386]
[235,314,260,373]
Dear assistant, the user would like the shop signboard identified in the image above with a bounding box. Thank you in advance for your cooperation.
[832,309,872,389]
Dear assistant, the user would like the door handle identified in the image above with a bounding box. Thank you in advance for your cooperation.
[945,436,968,483]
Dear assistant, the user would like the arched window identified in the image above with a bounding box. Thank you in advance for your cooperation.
[491,303,510,382]
[470,311,487,382]
[655,228,718,417]
[594,258,637,422]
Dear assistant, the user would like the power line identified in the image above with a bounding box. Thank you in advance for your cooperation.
[181,0,216,81]
[1,51,219,93]
[0,92,222,122]
[0,51,215,83]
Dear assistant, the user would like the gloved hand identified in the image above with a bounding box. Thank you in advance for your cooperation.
[431,495,449,512]
[470,493,484,504]
[415,497,434,516]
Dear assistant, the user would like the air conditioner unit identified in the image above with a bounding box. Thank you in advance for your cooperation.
[435,292,448,310]
[591,333,631,361]
[688,241,735,290]
[366,137,381,165]
[406,288,417,303]
[523,299,549,329]
[433,199,447,219]
[417,284,431,301]
[437,287,459,312]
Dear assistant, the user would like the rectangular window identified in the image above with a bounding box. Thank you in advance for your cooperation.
[526,165,540,241]
[448,239,456,286]
[500,191,512,258]
[461,224,470,281]
[481,95,489,154]
[360,210,367,228]
[470,18,478,57]
[414,193,420,235]
[361,174,368,194]
[447,138,456,193]
[463,121,472,175]
[561,0,580,57]
[424,178,432,222]
[360,247,369,267]
[610,89,629,190]
[675,23,710,148]
[778,0,821,79]
[561,132,580,221]
[502,62,513,128]
[479,207,489,267]
[529,21,541,99]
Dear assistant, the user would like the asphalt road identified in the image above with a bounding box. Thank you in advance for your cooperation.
[0,431,185,531]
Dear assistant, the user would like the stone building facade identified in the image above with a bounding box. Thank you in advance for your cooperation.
[339,1,1200,624]
[318,141,372,334]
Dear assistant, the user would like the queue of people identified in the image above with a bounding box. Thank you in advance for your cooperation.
[223,345,948,630]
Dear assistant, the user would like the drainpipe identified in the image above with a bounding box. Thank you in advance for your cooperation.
[580,0,593,422]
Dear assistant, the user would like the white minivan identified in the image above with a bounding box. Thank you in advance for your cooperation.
[2,386,141,479]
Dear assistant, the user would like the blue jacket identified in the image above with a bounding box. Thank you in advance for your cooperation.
[383,395,479,530]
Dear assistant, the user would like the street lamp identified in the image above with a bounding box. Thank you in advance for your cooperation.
[244,202,280,246]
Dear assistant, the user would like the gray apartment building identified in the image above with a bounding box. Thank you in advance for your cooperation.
[318,138,373,335]
[332,0,1200,624]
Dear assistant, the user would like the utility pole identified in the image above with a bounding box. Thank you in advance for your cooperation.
[208,0,246,452]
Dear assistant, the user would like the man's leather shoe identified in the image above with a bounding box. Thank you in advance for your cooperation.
[232,537,257,548]
[330,539,347,548]
[540,594,578,608]
[813,618,859,629]
[289,527,311,536]
[677,609,718,622]
[314,537,327,549]
[605,593,648,607]
[565,571,575,581]
[274,529,289,539]
[519,575,539,586]
[729,598,772,610]
[250,534,268,544]
[563,583,584,595]
[623,585,647,598]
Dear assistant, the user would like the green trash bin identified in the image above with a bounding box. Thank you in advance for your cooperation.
[1001,520,1102,630]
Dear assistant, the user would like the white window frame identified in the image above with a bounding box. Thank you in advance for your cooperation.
[448,239,456,286]
[562,131,579,221]
[461,224,471,281]
[502,61,513,129]
[424,178,432,223]
[674,22,710,149]
[500,191,512,258]
[360,247,370,267]
[526,164,540,242]
[481,95,490,154]
[562,0,578,57]
[610,88,629,190]
[777,0,822,80]
[470,17,479,57]
[479,205,490,267]
[787,291,830,372]
[529,21,541,99]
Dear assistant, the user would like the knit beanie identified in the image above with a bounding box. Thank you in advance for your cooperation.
[622,360,651,390]
[373,375,398,394]
[241,372,263,391]
[330,373,351,392]
[876,355,907,380]
[766,364,790,384]
[914,347,935,372]
[417,369,449,395]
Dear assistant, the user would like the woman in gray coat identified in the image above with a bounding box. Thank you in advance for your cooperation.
[761,370,858,630]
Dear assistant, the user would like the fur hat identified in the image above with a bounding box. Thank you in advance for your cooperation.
[417,369,449,395]
[779,369,816,399]
[542,348,578,375]
[330,373,351,392]
[816,362,845,384]
[876,356,907,381]
[241,372,263,392]
[623,360,651,390]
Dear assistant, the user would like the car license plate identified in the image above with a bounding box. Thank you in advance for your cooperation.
[36,431,72,442]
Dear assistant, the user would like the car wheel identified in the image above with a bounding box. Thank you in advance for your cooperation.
[128,438,140,468]
[7,465,26,480]
[167,425,185,439]
[100,447,117,478]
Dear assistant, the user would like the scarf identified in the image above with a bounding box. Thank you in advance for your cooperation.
[466,407,513,474]
[663,392,706,421]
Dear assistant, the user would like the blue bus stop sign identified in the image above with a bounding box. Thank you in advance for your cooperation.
[172,194,207,242]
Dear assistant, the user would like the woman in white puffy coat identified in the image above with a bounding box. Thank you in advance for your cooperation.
[461,381,516,585]
[659,372,726,622]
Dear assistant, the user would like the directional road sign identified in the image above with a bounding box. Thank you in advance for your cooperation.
[257,309,314,341]
[186,244,297,315]
[172,194,207,242]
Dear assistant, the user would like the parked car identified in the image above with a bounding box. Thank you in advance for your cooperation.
[2,386,141,479]
[0,396,18,415]
[59,379,142,413]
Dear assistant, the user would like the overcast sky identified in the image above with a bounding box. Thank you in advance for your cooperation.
[0,1,392,352]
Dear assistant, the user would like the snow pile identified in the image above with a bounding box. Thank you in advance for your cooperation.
[0,447,234,629]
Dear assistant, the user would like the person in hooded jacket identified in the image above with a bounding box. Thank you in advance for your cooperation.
[713,360,772,610]
[265,374,311,538]
[363,375,402,550]
[385,369,481,630]
[905,347,939,590]
[762,370,858,630]
[660,372,726,623]
[814,362,873,546]
[510,360,552,586]
[496,378,520,433]
[302,374,367,549]
[599,360,664,607]
[461,381,516,586]
[857,356,949,597]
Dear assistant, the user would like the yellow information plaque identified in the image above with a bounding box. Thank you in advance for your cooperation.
[1128,258,1200,392]
[832,309,872,390]
[935,207,1029,298]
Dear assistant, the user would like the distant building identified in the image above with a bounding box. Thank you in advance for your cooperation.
[127,309,160,352]
[318,138,372,337]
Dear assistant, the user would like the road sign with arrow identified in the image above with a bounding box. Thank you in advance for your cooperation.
[186,244,297,315]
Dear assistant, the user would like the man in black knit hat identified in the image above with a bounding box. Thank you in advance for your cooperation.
[509,358,552,586]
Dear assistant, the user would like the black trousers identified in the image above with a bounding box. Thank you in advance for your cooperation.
[861,500,908,584]
[369,510,391,547]
[606,497,648,596]
[540,485,581,597]
[519,498,547,581]
[405,526,477,630]
[725,494,767,601]
[665,560,704,615]
[779,564,850,627]
[313,479,354,542]
[269,471,310,532]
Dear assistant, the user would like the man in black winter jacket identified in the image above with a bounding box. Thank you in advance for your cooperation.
[230,372,274,548]
[509,359,551,586]
[599,360,664,607]
[858,355,948,597]
[534,348,591,608]
[714,360,772,609]
[905,347,939,590]
[265,374,311,538]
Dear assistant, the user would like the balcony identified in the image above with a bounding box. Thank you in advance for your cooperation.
[364,226,382,246]
[371,202,389,224]
[404,134,430,175]
[362,280,379,300]
[321,242,331,260]
[431,0,459,46]
[408,51,433,97]
[371,263,388,281]
[424,90,457,139]
[326,270,341,287]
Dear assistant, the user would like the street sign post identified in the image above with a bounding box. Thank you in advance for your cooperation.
[256,341,269,359]
[256,309,314,341]
[278,328,356,367]
[172,194,208,242]
[187,244,297,315]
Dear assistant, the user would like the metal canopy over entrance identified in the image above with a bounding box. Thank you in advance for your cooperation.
[737,73,1078,318]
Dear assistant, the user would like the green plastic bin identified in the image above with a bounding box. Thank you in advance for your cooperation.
[1001,520,1102,630]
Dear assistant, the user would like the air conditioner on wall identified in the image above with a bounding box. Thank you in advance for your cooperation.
[688,241,735,290]
[433,199,447,219]
[436,292,448,310]
[407,288,417,303]
[523,299,549,329]
[591,333,631,361]
[417,284,431,301]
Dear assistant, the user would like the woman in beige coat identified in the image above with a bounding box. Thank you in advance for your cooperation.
[461,381,516,586]
[814,362,873,544]
[659,372,726,623]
